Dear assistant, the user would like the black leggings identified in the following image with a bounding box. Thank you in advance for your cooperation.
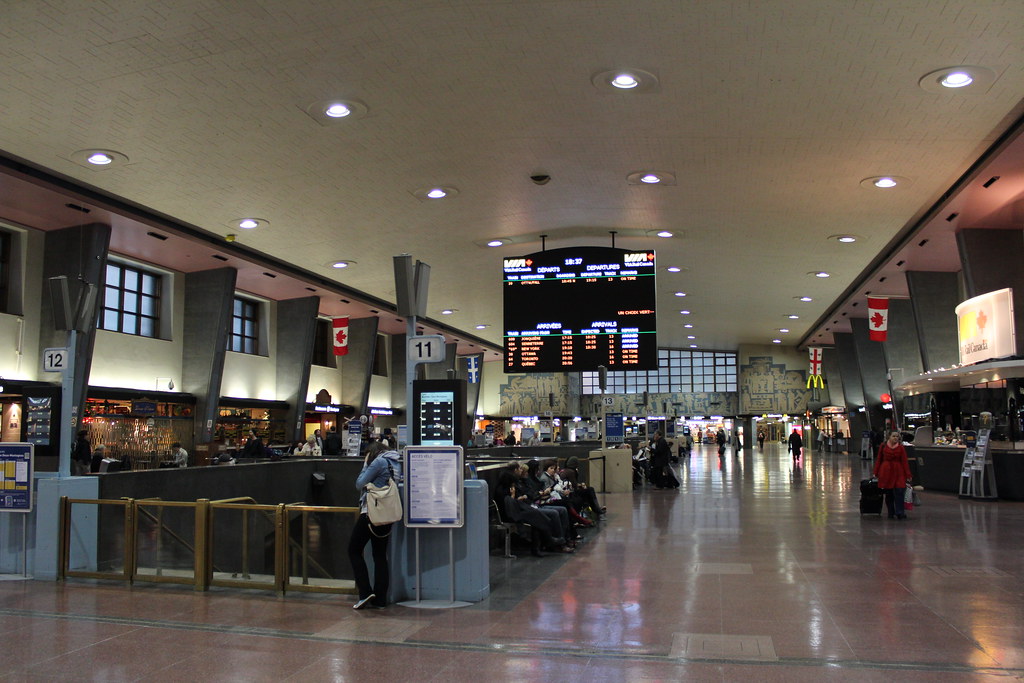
[347,513,392,606]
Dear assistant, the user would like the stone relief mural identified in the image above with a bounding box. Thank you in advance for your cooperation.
[739,351,809,414]
[499,373,573,415]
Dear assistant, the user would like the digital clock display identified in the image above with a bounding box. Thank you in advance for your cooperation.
[503,246,658,372]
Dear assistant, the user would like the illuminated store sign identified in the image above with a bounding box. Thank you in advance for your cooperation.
[955,288,1016,365]
[369,407,394,416]
[312,404,341,413]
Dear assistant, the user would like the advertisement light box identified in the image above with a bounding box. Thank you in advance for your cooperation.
[956,288,1016,365]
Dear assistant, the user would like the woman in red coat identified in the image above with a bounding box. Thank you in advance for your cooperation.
[873,430,912,519]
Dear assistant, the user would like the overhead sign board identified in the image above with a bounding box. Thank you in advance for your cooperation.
[956,288,1016,365]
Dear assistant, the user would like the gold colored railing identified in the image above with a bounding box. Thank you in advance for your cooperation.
[59,496,360,595]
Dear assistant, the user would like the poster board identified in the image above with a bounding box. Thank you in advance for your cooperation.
[403,445,464,528]
[0,443,34,513]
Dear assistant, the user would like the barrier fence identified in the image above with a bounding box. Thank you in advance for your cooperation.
[59,496,361,595]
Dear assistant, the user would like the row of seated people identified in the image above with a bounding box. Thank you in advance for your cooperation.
[493,456,606,557]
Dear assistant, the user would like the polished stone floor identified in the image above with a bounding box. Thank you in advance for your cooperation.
[3,442,1024,682]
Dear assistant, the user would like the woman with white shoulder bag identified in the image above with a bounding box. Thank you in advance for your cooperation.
[347,442,403,609]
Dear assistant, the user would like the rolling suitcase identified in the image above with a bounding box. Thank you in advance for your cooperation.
[859,478,883,515]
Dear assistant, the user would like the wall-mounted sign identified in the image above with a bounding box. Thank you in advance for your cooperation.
[369,407,394,416]
[312,404,341,413]
[956,288,1016,365]
[131,400,158,416]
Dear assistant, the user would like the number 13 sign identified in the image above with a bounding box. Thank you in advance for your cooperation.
[407,335,446,364]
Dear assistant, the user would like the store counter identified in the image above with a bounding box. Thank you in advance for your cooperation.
[915,445,1024,500]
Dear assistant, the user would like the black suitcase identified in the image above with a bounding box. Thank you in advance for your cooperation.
[859,478,883,514]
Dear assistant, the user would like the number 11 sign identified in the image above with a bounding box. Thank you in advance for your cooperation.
[408,335,446,364]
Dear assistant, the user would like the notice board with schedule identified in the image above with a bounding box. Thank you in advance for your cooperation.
[0,442,34,513]
[403,445,464,528]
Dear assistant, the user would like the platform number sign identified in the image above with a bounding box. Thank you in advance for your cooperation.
[42,347,68,373]
[408,335,446,364]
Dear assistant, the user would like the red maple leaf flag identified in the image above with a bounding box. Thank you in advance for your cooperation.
[867,297,888,341]
[333,316,350,356]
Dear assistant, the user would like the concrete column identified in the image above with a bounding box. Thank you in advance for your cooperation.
[833,332,869,436]
[424,342,458,379]
[338,317,379,413]
[182,267,237,445]
[38,223,111,441]
[851,318,892,430]
[905,271,961,371]
[957,228,1024,355]
[275,296,320,442]
[389,332,408,412]
[821,346,844,408]
[881,298,924,389]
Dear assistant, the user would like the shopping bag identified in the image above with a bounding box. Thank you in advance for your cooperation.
[903,484,914,511]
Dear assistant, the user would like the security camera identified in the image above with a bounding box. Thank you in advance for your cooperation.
[530,174,551,185]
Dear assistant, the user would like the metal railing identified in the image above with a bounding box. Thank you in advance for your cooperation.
[59,496,361,595]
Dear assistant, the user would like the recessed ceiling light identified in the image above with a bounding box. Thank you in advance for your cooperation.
[591,68,660,93]
[656,230,673,237]
[475,324,489,329]
[237,218,268,230]
[808,271,830,278]
[330,260,354,269]
[787,314,799,319]
[918,65,996,94]
[689,344,697,348]
[487,239,508,247]
[830,234,858,243]
[302,98,368,125]
[860,175,911,190]
[687,335,695,340]
[627,170,676,185]
[674,292,686,297]
[412,186,459,201]
[441,309,457,315]
[772,339,782,344]
[779,328,789,333]
[683,324,693,329]
[680,310,691,315]
[666,266,683,273]
[70,149,129,169]
[796,296,813,302]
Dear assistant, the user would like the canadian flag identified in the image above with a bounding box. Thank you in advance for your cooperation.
[333,317,350,356]
[867,297,888,341]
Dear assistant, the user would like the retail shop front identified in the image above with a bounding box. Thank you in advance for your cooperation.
[82,387,196,470]
[215,397,291,462]
[1,379,62,472]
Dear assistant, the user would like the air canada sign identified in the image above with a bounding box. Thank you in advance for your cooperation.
[955,288,1016,366]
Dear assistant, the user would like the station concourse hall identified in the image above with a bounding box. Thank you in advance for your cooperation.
[3,442,1024,682]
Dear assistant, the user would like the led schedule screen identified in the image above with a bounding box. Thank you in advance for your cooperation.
[503,246,657,372]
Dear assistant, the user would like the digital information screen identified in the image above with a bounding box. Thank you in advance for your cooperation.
[419,391,456,446]
[503,246,658,372]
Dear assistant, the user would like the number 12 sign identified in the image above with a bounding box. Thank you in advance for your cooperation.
[408,335,446,364]
[42,347,68,373]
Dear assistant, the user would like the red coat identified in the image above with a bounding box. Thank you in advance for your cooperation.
[873,442,911,489]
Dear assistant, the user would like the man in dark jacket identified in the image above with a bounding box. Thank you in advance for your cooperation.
[323,426,343,456]
[789,429,803,461]
[73,430,91,476]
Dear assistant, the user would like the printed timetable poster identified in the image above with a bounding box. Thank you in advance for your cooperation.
[403,445,464,528]
[0,443,34,513]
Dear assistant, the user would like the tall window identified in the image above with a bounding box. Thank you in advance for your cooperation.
[228,297,260,354]
[582,349,737,394]
[100,262,162,337]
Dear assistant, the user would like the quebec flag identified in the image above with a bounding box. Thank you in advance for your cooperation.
[466,355,480,383]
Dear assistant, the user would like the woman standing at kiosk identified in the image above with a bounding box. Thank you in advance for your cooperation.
[348,442,403,609]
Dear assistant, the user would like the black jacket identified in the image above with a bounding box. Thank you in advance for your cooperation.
[323,431,344,455]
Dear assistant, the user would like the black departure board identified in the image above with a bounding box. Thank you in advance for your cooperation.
[503,246,658,372]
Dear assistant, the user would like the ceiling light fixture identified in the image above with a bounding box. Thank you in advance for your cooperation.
[687,335,696,340]
[787,314,799,319]
[683,324,693,329]
[779,328,789,333]
[70,149,129,169]
[591,68,660,93]
[808,271,830,278]
[829,234,859,243]
[237,218,269,230]
[918,65,996,94]
[302,98,368,125]
[796,296,813,302]
[860,175,911,190]
[666,266,683,273]
[674,292,686,297]
[486,239,508,247]
[441,309,457,315]
[329,260,355,269]
[772,339,782,344]
[680,310,691,315]
[627,170,676,185]
[412,186,459,201]
[475,324,489,329]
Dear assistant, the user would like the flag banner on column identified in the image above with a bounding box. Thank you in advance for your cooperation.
[466,355,480,383]
[333,316,350,356]
[806,347,824,388]
[867,296,889,341]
